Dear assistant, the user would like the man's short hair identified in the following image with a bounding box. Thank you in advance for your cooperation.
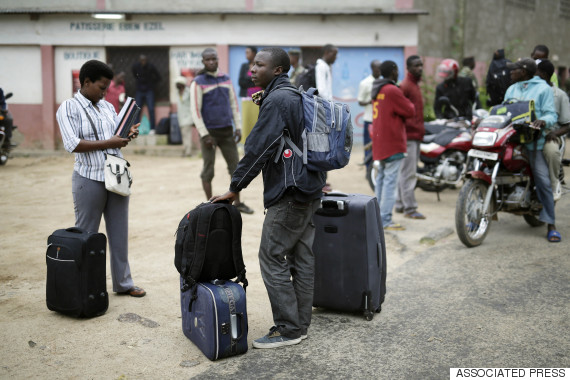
[462,56,475,67]
[532,44,549,57]
[380,60,398,78]
[201,47,217,58]
[537,59,555,83]
[323,44,337,54]
[79,60,114,86]
[406,55,421,67]
[246,46,258,55]
[260,47,291,73]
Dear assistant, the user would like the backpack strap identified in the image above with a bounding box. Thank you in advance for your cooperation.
[180,206,201,291]
[225,203,248,290]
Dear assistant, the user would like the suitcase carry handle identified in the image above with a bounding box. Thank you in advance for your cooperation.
[230,312,246,340]
[65,227,85,234]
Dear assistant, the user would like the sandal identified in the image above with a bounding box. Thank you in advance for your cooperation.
[384,222,405,231]
[117,286,147,298]
[547,229,561,243]
[404,211,426,219]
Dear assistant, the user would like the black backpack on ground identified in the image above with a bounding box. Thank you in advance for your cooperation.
[294,64,316,90]
[156,117,170,135]
[175,202,247,310]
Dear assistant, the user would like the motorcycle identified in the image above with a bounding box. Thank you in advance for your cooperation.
[416,117,474,193]
[454,111,548,247]
[0,92,17,165]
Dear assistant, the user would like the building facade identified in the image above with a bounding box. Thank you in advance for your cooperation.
[0,0,425,149]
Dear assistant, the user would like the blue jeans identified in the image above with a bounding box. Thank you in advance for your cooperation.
[135,90,156,130]
[258,194,321,338]
[375,158,404,227]
[529,150,555,225]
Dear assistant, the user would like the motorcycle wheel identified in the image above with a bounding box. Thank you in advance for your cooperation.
[366,161,377,192]
[455,179,491,247]
[523,214,544,227]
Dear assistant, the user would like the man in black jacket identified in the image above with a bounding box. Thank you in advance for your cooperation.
[211,47,325,349]
[434,58,476,119]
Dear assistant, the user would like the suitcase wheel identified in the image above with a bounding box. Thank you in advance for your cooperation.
[375,305,382,313]
[364,310,374,321]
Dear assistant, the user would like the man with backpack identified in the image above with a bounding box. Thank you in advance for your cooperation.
[504,58,559,242]
[210,47,326,349]
[486,49,512,107]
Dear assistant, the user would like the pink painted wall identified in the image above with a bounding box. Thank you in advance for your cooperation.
[217,44,229,74]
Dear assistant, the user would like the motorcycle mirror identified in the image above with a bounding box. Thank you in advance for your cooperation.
[5,93,13,100]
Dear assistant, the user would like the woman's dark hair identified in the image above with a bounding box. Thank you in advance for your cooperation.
[79,60,114,86]
[246,46,258,55]
[260,47,291,73]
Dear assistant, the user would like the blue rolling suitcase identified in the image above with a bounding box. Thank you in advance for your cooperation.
[312,193,387,320]
[181,279,248,360]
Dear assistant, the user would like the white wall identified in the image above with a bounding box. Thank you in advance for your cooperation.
[0,14,418,48]
[54,47,107,103]
[0,46,42,104]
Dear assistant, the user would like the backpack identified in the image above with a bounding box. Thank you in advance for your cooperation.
[174,202,247,309]
[486,63,511,107]
[294,64,316,90]
[274,86,353,172]
[489,99,540,144]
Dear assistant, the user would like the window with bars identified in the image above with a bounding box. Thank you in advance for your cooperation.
[106,47,170,103]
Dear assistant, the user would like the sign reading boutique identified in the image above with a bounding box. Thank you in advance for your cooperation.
[69,21,165,31]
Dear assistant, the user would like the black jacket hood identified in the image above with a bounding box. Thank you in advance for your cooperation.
[371,78,396,100]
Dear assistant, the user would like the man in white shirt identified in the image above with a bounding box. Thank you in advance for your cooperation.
[357,60,382,165]
[315,44,338,101]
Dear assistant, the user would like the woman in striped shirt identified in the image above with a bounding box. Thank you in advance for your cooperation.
[56,60,146,298]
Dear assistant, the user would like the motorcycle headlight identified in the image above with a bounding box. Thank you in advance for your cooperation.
[473,131,497,147]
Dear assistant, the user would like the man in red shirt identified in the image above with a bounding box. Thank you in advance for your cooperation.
[105,71,126,113]
[395,55,426,220]
[371,61,415,230]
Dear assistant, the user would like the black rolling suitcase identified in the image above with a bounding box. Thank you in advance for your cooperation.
[312,193,386,320]
[168,112,182,145]
[46,227,108,318]
[181,279,248,361]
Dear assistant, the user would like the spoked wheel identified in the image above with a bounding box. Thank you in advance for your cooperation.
[366,160,378,192]
[455,179,492,247]
[523,214,544,227]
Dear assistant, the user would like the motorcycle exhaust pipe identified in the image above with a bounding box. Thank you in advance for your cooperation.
[416,172,463,186]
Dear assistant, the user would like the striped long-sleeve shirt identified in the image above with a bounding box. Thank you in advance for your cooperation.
[56,91,121,181]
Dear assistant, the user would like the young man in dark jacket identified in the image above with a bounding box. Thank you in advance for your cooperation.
[211,47,325,349]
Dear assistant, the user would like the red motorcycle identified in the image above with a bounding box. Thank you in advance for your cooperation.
[416,118,475,192]
[455,110,546,247]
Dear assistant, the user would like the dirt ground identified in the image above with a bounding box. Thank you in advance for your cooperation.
[0,144,515,379]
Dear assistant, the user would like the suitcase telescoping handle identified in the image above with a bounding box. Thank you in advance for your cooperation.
[317,198,349,217]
